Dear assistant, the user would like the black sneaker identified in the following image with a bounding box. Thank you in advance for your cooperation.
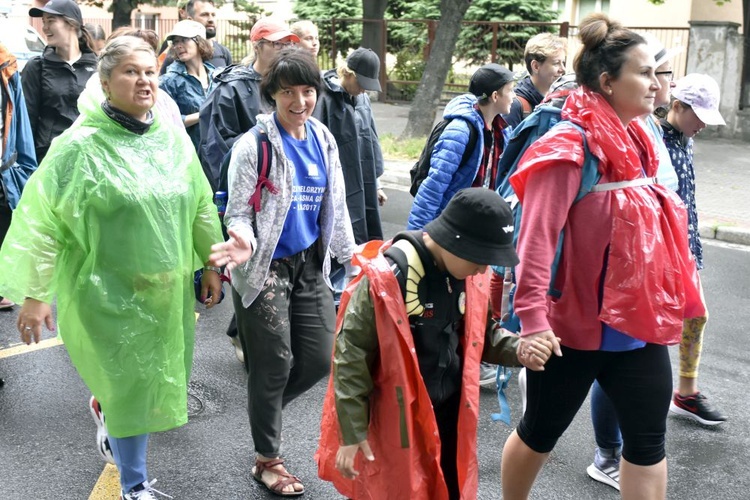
[669,391,727,426]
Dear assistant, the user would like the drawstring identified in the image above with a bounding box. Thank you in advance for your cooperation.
[247,175,279,212]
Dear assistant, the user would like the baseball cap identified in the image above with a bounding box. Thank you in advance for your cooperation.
[346,48,381,92]
[642,33,683,68]
[469,63,515,100]
[250,18,300,43]
[166,20,206,41]
[424,188,519,267]
[29,0,82,25]
[672,73,726,126]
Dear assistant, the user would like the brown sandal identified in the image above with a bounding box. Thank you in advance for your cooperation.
[253,458,305,497]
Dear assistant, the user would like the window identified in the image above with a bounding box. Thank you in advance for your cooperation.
[134,12,159,32]
[577,0,610,22]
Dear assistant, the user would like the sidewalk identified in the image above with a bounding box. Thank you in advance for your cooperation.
[371,101,750,247]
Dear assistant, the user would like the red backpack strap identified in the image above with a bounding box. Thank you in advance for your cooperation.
[517,96,532,117]
[247,125,278,212]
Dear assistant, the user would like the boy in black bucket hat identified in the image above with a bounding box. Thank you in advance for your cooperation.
[317,188,558,499]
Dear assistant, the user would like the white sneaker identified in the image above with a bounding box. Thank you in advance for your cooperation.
[479,362,498,389]
[122,479,173,499]
[88,396,115,464]
[230,335,244,364]
[586,448,621,491]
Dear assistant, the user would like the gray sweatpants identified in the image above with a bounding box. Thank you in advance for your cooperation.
[232,243,335,457]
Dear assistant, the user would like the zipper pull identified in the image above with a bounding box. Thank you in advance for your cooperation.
[446,277,452,293]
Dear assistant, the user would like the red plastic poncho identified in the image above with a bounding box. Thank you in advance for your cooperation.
[316,240,490,499]
[511,88,704,345]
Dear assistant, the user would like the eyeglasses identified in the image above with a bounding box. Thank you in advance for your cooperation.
[655,70,674,82]
[259,40,295,50]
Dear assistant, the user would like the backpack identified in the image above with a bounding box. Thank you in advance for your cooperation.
[217,123,277,213]
[409,118,479,197]
[492,98,601,333]
[516,95,533,121]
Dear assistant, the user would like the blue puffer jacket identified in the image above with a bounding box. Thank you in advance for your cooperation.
[407,94,511,229]
[159,60,215,152]
[0,49,38,210]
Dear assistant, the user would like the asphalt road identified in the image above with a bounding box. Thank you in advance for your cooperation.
[0,187,748,499]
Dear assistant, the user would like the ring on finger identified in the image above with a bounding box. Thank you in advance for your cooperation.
[24,326,32,331]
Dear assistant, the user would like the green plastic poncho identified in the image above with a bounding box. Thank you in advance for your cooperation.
[0,98,223,438]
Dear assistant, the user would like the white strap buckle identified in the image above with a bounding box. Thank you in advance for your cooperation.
[590,177,657,193]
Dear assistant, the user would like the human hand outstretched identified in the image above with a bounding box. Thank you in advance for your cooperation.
[208,228,253,271]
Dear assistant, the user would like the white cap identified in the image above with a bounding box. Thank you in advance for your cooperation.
[642,33,683,68]
[673,73,726,126]
[167,20,206,42]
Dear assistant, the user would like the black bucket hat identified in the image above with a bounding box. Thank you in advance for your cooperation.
[424,188,519,266]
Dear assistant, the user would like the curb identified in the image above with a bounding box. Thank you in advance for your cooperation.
[699,223,750,247]
[381,160,750,247]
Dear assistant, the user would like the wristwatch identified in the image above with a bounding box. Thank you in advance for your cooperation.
[204,265,222,274]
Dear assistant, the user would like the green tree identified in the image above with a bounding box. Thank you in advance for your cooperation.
[460,0,559,68]
[292,0,362,60]
[402,0,473,139]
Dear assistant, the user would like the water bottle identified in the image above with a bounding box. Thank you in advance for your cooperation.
[214,190,227,217]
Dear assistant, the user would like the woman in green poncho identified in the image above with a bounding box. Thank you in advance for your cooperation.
[0,36,224,500]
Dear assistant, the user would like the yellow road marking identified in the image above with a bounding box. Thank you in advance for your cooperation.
[0,337,63,359]
[88,464,121,500]
[1,312,200,498]
[0,312,199,360]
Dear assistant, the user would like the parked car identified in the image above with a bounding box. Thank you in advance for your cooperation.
[0,17,45,71]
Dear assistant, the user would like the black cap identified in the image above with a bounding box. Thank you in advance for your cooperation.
[424,188,519,266]
[468,63,515,100]
[346,47,381,92]
[30,0,83,25]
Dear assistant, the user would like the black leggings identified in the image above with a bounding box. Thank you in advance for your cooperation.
[518,343,672,466]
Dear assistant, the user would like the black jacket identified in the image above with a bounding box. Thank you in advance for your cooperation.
[21,46,97,162]
[198,63,270,191]
[313,69,384,243]
[504,75,544,129]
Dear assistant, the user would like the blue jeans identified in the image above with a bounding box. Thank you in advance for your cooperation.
[109,434,149,493]
[591,380,623,451]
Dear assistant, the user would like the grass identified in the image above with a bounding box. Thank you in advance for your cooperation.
[379,133,428,161]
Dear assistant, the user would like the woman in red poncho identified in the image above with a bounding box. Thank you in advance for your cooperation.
[500,13,703,500]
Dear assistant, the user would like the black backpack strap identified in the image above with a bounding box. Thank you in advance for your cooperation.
[459,121,479,169]
[384,231,434,316]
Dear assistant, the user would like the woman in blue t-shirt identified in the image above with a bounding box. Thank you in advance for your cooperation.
[210,48,356,497]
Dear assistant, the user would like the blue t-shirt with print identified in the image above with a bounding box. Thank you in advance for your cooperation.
[273,117,328,259]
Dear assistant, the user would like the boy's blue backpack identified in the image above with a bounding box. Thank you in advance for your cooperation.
[492,96,601,334]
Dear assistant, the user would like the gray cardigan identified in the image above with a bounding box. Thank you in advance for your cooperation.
[225,113,356,308]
